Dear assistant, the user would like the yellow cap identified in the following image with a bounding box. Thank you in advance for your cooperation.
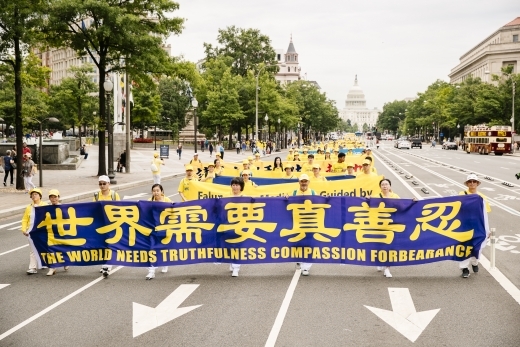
[247,156,253,160]
[242,160,249,164]
[29,188,42,197]
[255,153,260,157]
[48,189,60,197]
[362,160,371,165]
[346,162,354,168]
[241,170,251,175]
[185,165,194,171]
[153,152,159,158]
[312,163,321,169]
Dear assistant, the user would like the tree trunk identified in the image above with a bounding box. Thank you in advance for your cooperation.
[14,34,25,190]
[228,128,233,150]
[97,60,107,176]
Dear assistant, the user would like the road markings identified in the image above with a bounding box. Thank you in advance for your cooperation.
[0,244,28,256]
[133,284,202,338]
[0,284,10,290]
[0,221,22,230]
[365,287,440,343]
[123,193,148,200]
[480,256,520,305]
[265,269,301,347]
[0,266,123,341]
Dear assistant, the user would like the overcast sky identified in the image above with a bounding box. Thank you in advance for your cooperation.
[167,0,518,111]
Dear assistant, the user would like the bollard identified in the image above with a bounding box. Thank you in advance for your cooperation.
[490,228,496,269]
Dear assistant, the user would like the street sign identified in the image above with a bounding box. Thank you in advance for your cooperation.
[440,132,444,137]
[159,144,169,158]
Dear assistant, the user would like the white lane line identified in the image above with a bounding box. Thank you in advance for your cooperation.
[0,266,123,341]
[479,256,520,305]
[166,193,179,198]
[0,284,10,290]
[8,226,21,231]
[0,221,22,230]
[384,151,520,306]
[265,269,301,347]
[0,244,28,256]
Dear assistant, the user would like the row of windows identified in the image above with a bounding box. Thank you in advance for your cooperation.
[285,54,298,62]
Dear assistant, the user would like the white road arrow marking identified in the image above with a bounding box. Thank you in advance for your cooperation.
[0,284,10,290]
[123,193,148,200]
[133,284,202,338]
[480,187,495,191]
[365,287,439,343]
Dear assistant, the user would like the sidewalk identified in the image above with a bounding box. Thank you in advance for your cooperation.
[0,144,285,219]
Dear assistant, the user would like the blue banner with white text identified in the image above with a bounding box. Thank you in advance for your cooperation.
[29,195,487,268]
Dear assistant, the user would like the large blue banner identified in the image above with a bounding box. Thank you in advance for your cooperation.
[29,195,487,268]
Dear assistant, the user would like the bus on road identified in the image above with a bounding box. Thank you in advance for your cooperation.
[463,124,512,155]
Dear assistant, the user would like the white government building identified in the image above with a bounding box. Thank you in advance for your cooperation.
[449,17,519,84]
[339,76,381,131]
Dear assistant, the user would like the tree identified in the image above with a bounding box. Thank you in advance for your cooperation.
[0,0,46,189]
[131,79,162,137]
[48,64,97,144]
[158,77,191,144]
[45,0,184,175]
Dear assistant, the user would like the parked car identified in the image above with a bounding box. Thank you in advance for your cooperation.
[442,141,458,150]
[397,140,411,149]
[411,138,422,149]
[387,135,394,141]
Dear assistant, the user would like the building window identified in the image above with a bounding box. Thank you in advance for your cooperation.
[514,34,519,43]
[277,54,281,61]
[288,67,290,72]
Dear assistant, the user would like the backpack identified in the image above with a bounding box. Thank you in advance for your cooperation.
[94,191,116,201]
[80,147,85,155]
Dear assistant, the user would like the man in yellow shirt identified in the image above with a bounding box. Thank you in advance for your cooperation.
[310,164,327,181]
[286,149,294,161]
[292,174,315,276]
[458,174,491,278]
[178,165,198,201]
[356,160,378,178]
[190,153,203,170]
[21,188,47,274]
[284,164,296,179]
[302,154,315,173]
[94,175,121,277]
[332,153,347,173]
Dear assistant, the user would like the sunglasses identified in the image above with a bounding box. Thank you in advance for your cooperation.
[99,182,108,186]
[467,180,478,183]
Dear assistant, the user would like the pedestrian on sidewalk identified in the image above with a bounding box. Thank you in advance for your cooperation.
[46,189,70,276]
[117,150,126,172]
[145,184,171,280]
[80,144,88,159]
[21,188,47,274]
[458,174,491,278]
[3,150,14,186]
[209,142,213,157]
[151,153,164,184]
[94,175,120,277]
[235,141,240,154]
[22,153,36,192]
[219,143,225,159]
[177,144,182,160]
[200,139,205,152]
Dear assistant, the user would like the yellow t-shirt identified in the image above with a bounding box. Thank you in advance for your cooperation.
[93,190,121,201]
[459,190,491,213]
[152,158,163,174]
[202,172,216,183]
[293,189,316,196]
[332,161,347,173]
[356,171,378,178]
[178,177,197,199]
[373,192,400,199]
[286,155,294,161]
[302,163,314,172]
[148,196,172,202]
[21,201,47,233]
[310,175,327,182]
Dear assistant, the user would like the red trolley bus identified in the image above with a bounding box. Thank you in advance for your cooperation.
[463,124,512,156]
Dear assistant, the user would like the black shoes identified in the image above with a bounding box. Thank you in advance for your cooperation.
[462,268,470,278]
[472,264,479,273]
[515,173,520,180]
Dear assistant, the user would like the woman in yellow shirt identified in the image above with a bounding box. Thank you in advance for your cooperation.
[201,163,216,183]
[272,157,283,173]
[21,188,47,274]
[214,159,224,176]
[227,177,245,277]
[146,184,171,280]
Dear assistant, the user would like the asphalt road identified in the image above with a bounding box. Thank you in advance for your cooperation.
[1,142,520,346]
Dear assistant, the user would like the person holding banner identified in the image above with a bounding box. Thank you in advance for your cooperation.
[302,154,315,173]
[292,174,316,276]
[356,160,378,178]
[283,164,296,179]
[324,150,332,160]
[21,188,47,275]
[214,159,224,176]
[286,149,294,161]
[227,177,246,277]
[178,165,198,202]
[273,157,283,173]
[146,184,171,280]
[293,152,301,161]
[310,164,327,182]
[346,162,356,176]
[241,170,257,187]
[332,153,347,173]
[458,174,491,278]
[46,189,71,276]
[201,163,216,183]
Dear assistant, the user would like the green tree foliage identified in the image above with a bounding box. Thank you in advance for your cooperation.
[131,78,162,137]
[0,0,47,189]
[48,64,97,143]
[158,77,192,143]
[45,0,184,175]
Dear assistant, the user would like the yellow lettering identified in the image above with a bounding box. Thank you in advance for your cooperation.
[81,250,91,261]
[179,249,188,261]
[435,249,444,257]
[322,247,330,259]
[91,249,99,262]
[189,248,197,259]
[389,250,397,262]
[56,252,64,263]
[149,251,157,263]
[126,250,132,262]
[445,246,454,257]
[416,250,424,260]
[304,247,312,258]
[271,247,279,259]
[371,250,378,262]
[258,247,266,259]
[426,250,434,259]
[378,250,387,262]
[331,247,340,259]
[465,246,473,257]
[399,250,407,261]
[169,249,178,261]
[230,248,239,260]
[312,247,321,259]
[198,248,207,259]
[409,250,415,261]
[161,249,168,261]
[133,250,140,262]
[357,249,366,261]
[456,245,464,257]
[291,247,302,258]
[248,248,256,260]
[281,247,290,258]
[67,251,81,262]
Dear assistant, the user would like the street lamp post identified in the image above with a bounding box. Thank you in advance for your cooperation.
[512,81,516,153]
[255,64,285,142]
[103,79,116,184]
[26,117,59,187]
[277,117,281,151]
[192,97,198,153]
[297,121,301,147]
[154,124,157,150]
[264,114,269,142]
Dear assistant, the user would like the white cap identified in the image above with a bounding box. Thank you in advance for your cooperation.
[99,175,110,183]
[299,174,310,181]
[465,174,480,184]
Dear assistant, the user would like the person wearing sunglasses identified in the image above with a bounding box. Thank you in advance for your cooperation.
[458,174,491,278]
[93,175,120,277]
